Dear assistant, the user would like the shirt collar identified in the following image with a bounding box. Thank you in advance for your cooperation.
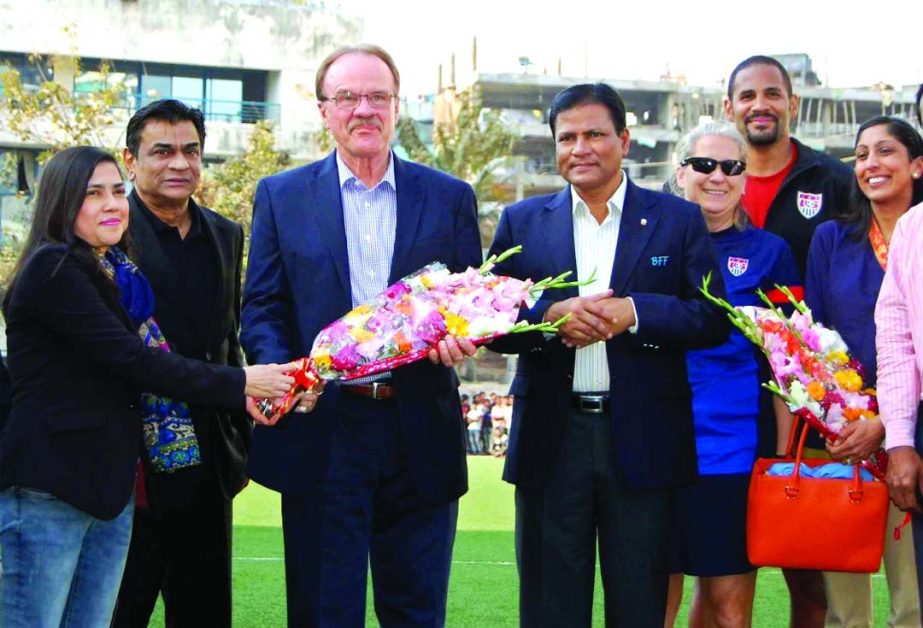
[336,150,396,191]
[133,190,203,238]
[570,170,627,221]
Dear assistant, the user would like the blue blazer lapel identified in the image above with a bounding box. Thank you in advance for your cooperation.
[310,153,351,296]
[611,178,658,295]
[389,156,424,282]
[541,187,581,299]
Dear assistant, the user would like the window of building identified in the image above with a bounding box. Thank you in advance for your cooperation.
[206,78,243,122]
[79,58,277,123]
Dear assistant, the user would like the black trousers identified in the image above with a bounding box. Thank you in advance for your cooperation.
[515,405,672,627]
[112,473,233,628]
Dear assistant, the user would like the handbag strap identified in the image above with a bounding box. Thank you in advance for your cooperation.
[783,416,800,458]
[785,423,810,497]
[849,462,864,503]
[784,412,869,502]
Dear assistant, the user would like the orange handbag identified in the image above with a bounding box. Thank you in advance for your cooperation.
[746,418,889,573]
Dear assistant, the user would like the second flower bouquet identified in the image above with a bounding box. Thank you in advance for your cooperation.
[700,274,887,479]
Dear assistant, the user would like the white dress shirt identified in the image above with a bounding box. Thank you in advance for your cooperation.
[570,173,627,393]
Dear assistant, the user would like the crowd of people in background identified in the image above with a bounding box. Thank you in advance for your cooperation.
[461,392,512,456]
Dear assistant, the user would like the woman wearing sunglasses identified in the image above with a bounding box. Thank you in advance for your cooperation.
[805,116,923,627]
[665,121,801,628]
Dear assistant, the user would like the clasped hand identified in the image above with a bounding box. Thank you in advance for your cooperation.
[545,292,636,348]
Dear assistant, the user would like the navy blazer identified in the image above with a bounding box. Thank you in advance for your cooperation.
[241,152,481,503]
[0,244,245,520]
[488,179,729,490]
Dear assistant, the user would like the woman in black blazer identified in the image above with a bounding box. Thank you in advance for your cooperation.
[0,146,293,627]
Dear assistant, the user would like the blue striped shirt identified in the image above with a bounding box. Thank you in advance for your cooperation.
[336,151,397,307]
[336,151,397,383]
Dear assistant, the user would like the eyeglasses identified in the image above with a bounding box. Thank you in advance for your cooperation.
[680,157,747,176]
[322,90,395,110]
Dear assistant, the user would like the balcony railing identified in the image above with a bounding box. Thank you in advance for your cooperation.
[130,95,281,124]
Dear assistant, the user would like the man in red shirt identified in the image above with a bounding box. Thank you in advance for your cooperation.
[723,55,851,277]
[723,56,919,628]
[722,55,853,628]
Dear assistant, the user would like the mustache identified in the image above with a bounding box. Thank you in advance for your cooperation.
[348,116,382,132]
[745,112,779,124]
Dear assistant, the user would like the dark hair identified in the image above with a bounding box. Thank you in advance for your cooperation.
[727,55,793,101]
[840,115,923,239]
[915,83,922,127]
[125,99,206,157]
[5,147,128,304]
[548,83,627,138]
[315,44,401,99]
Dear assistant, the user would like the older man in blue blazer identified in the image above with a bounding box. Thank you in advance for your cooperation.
[488,83,729,627]
[241,45,481,627]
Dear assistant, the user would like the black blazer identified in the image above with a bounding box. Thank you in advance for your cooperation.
[129,193,251,506]
[0,243,245,520]
[0,352,10,431]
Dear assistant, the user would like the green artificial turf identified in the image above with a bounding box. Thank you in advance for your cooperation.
[147,456,892,626]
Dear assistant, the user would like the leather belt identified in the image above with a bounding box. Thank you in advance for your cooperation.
[341,382,396,400]
[571,393,609,414]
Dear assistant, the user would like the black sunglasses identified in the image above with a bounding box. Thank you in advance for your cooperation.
[681,157,747,176]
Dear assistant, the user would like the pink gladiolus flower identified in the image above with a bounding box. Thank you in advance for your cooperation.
[415,310,447,345]
[384,281,412,300]
[800,328,821,352]
[331,345,363,371]
[771,353,801,378]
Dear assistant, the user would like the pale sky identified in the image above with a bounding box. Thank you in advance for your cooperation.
[335,0,923,98]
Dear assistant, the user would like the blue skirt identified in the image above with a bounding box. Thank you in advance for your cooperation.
[671,472,754,577]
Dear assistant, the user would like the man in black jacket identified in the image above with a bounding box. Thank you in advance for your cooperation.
[724,55,854,628]
[113,99,248,628]
[723,55,852,277]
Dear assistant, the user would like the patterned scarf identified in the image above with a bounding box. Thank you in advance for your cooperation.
[868,218,889,271]
[96,246,201,473]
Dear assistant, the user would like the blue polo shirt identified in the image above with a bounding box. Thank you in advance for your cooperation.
[687,226,801,475]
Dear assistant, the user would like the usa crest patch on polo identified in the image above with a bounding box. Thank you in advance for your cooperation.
[727,256,749,277]
[796,191,823,219]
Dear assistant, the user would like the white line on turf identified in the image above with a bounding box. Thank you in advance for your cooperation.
[232,558,887,576]
[233,557,516,565]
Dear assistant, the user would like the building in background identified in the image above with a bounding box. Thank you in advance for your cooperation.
[0,0,361,211]
[431,41,921,195]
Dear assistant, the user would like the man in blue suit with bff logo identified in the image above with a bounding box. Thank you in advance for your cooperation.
[241,44,481,627]
[488,83,730,626]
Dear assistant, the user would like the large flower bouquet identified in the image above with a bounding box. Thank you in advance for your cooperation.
[701,274,887,479]
[254,247,587,419]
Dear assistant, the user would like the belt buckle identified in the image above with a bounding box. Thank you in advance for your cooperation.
[371,382,385,400]
[578,394,606,414]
